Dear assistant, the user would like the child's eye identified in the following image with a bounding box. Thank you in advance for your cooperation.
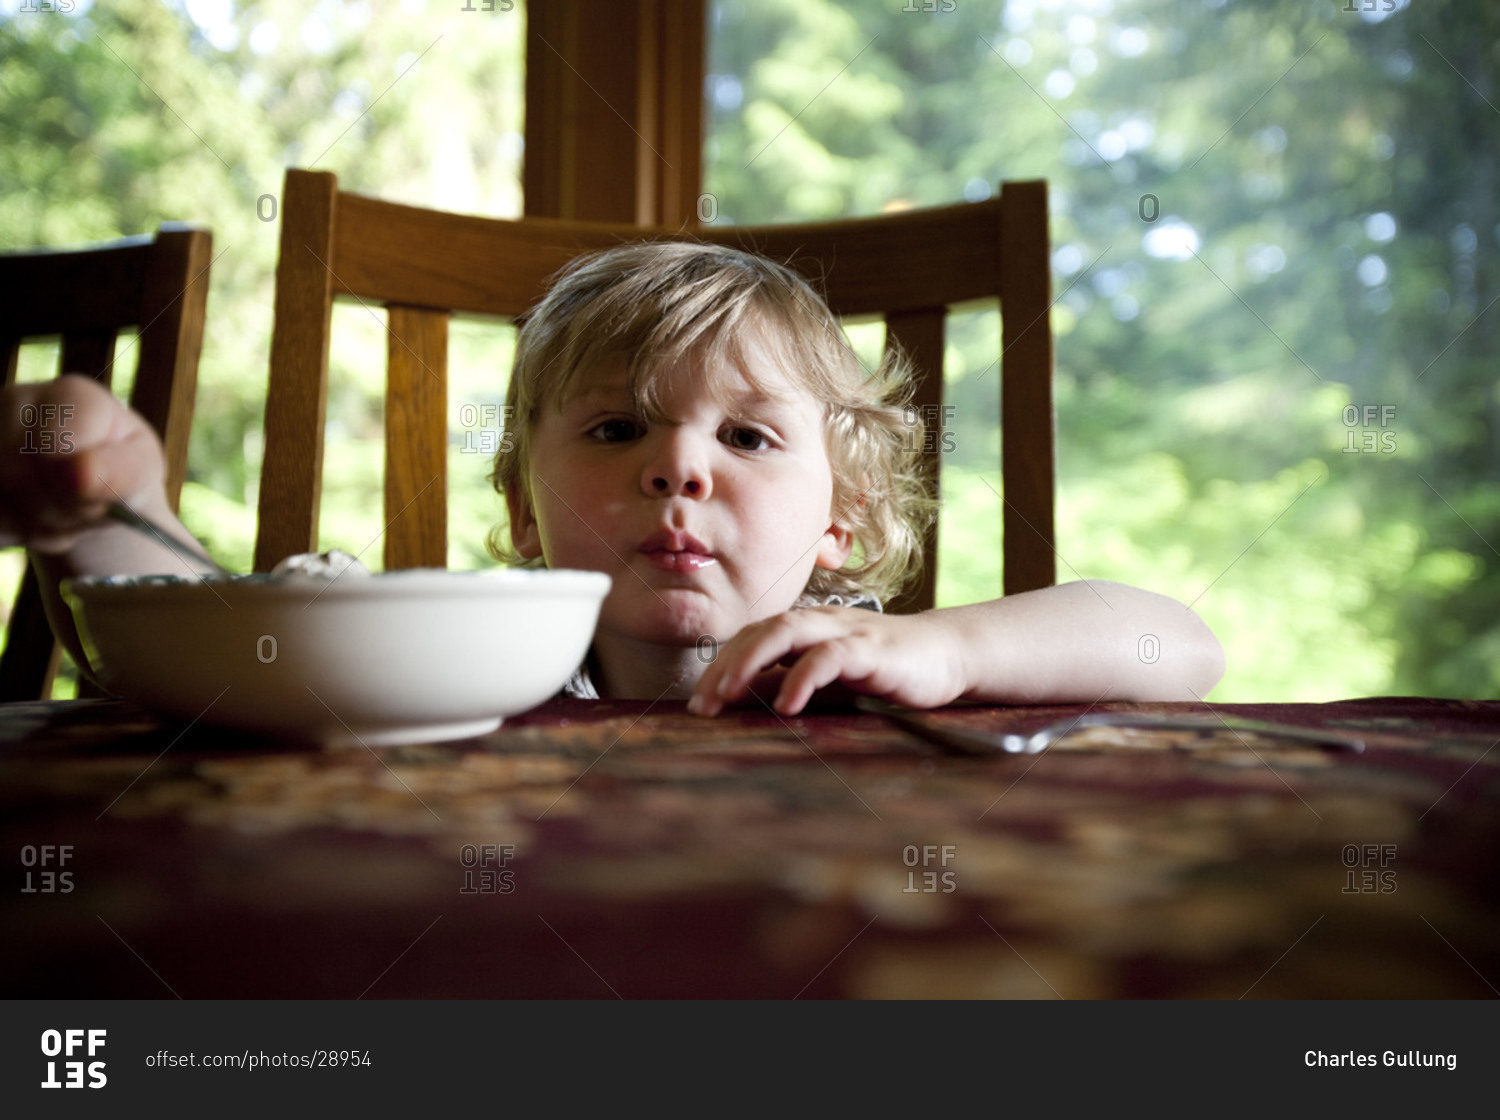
[587,418,645,442]
[721,426,770,452]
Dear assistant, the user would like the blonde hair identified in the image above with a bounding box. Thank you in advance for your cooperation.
[487,240,934,604]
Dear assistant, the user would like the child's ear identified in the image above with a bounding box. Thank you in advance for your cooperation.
[814,522,854,571]
[504,480,543,560]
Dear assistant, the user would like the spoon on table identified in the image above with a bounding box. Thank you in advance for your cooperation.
[856,696,1366,756]
[102,501,229,576]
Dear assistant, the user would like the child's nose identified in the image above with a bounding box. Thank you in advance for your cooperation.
[641,431,711,499]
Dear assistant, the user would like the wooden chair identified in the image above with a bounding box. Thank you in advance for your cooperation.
[255,168,1055,611]
[0,225,213,700]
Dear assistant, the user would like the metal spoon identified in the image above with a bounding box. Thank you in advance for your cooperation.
[857,696,1366,756]
[103,501,228,576]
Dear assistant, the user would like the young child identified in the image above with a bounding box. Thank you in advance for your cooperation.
[487,241,1224,714]
[1,240,1224,713]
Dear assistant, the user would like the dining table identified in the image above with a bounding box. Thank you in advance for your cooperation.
[2,691,1498,1001]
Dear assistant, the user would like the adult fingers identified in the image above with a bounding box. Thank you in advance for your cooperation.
[0,376,164,551]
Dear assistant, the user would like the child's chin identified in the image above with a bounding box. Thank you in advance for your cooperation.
[617,613,726,650]
[632,600,731,644]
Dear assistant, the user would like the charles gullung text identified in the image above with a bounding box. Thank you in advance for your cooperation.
[1305,1051,1456,1071]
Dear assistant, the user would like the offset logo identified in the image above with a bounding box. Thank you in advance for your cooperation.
[459,843,516,894]
[20,844,74,893]
[40,1029,106,1089]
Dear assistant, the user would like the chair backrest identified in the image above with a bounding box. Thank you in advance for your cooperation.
[0,225,213,700]
[256,168,1055,611]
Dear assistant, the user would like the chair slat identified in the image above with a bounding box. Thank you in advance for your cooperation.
[883,308,945,615]
[0,239,154,336]
[384,306,449,570]
[1,337,21,387]
[255,171,339,572]
[0,565,61,703]
[331,187,1006,319]
[998,181,1056,596]
[132,227,214,508]
[717,213,1001,319]
[59,329,118,386]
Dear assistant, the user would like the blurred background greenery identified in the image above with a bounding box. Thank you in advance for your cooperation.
[2,0,1495,702]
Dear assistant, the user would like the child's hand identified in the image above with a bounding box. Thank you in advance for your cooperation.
[0,374,168,554]
[687,607,969,717]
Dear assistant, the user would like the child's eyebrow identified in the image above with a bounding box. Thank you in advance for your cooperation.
[559,372,808,419]
[562,382,632,409]
[722,384,805,416]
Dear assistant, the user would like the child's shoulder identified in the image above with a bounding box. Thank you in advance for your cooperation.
[794,591,882,613]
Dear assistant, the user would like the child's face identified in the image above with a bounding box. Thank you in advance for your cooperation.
[506,343,853,650]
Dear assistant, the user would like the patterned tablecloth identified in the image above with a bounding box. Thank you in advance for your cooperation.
[2,695,1497,998]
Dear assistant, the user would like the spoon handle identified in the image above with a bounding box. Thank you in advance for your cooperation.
[103,502,226,575]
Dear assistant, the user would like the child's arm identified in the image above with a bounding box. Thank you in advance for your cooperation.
[1,375,217,683]
[688,580,1226,717]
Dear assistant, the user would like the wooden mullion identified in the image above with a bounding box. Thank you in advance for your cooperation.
[384,306,449,570]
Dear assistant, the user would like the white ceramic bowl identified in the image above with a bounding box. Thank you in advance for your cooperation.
[63,568,610,746]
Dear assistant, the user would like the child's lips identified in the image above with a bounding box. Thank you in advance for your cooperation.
[643,550,716,573]
[638,530,717,573]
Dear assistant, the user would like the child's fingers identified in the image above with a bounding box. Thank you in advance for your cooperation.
[690,610,868,715]
[689,619,798,715]
[771,638,881,715]
[709,612,840,697]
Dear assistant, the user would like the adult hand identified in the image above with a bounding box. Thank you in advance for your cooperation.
[0,375,168,553]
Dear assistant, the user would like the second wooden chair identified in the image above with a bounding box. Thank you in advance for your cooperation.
[0,224,213,700]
